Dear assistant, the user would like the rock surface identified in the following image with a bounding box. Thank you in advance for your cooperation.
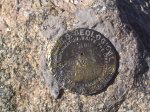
[0,0,149,112]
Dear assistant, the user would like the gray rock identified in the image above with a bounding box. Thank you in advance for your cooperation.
[75,9,98,28]
[0,0,150,112]
[40,15,67,40]
[116,0,150,111]
[0,34,2,47]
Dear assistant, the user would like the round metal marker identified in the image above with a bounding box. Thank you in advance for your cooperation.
[51,28,117,95]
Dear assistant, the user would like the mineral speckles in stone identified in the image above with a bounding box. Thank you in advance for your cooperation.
[51,28,117,95]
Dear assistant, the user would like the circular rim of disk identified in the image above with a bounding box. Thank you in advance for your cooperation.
[51,28,118,95]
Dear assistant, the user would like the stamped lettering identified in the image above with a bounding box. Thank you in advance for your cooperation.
[51,28,117,95]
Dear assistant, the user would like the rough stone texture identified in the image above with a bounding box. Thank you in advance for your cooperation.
[0,0,149,112]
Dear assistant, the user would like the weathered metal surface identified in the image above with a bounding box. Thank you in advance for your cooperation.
[51,28,117,95]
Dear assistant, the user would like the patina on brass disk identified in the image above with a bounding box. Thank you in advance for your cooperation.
[51,28,117,95]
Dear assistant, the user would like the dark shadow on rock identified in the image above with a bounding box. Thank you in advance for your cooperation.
[116,0,150,93]
[116,0,150,53]
[57,89,64,99]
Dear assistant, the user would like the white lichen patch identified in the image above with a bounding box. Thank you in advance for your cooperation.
[75,9,98,28]
[39,15,67,99]
[38,43,60,99]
